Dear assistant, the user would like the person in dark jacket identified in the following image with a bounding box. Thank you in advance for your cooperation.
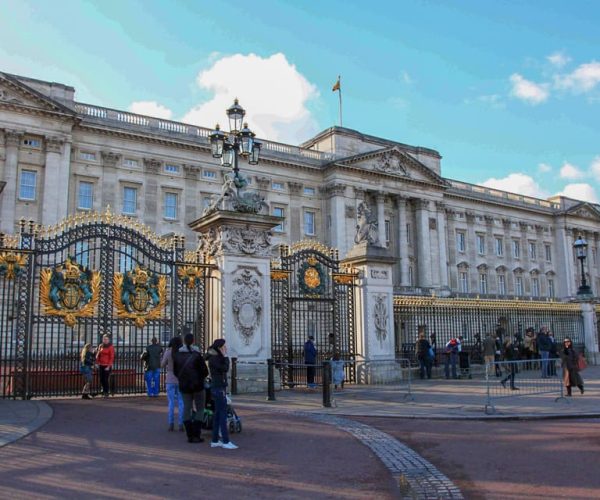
[560,337,584,396]
[206,339,238,450]
[415,332,432,379]
[173,333,208,443]
[304,336,317,388]
[142,337,163,397]
[500,337,519,390]
[537,327,551,378]
[80,343,96,399]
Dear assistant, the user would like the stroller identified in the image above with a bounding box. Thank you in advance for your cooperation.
[201,386,242,434]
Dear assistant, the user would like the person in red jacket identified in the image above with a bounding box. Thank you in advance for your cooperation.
[96,334,115,398]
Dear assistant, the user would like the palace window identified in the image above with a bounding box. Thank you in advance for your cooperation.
[406,223,412,245]
[531,277,540,297]
[165,164,180,174]
[74,241,90,269]
[476,234,485,255]
[119,245,134,272]
[495,237,503,257]
[459,272,469,293]
[122,187,137,215]
[23,137,41,148]
[79,151,96,161]
[202,170,217,180]
[479,273,488,294]
[272,181,284,191]
[304,187,316,196]
[512,240,520,259]
[592,248,597,265]
[528,241,537,260]
[545,244,552,262]
[164,192,178,220]
[385,220,391,245]
[78,181,94,210]
[515,276,523,296]
[123,158,138,168]
[19,170,37,200]
[456,231,466,253]
[273,206,285,233]
[408,266,414,286]
[304,211,316,236]
[548,279,555,298]
[497,274,506,295]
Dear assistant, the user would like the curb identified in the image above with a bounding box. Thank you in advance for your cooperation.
[0,401,53,448]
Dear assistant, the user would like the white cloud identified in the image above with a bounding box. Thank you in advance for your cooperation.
[546,51,571,68]
[509,73,550,104]
[555,183,599,203]
[181,53,319,144]
[554,61,600,93]
[401,71,413,84]
[590,156,600,178]
[538,163,552,173]
[480,173,548,198]
[559,162,585,179]
[128,101,173,120]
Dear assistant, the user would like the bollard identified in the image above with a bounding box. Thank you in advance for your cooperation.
[322,360,332,408]
[231,357,238,395]
[267,358,276,401]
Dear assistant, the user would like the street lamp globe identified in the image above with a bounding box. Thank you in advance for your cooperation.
[249,139,262,165]
[239,123,255,156]
[226,98,245,133]
[221,141,234,168]
[573,235,588,259]
[209,124,226,158]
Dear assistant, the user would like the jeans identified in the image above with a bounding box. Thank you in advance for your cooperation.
[144,369,161,396]
[444,353,457,379]
[98,365,111,395]
[418,358,432,379]
[501,364,517,389]
[166,383,184,425]
[306,364,316,387]
[211,387,230,444]
[181,390,205,422]
[540,351,550,377]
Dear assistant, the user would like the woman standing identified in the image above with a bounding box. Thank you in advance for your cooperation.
[500,337,519,391]
[415,332,433,380]
[80,343,95,399]
[161,336,185,432]
[560,337,584,396]
[206,339,237,450]
[96,334,115,398]
[174,333,208,443]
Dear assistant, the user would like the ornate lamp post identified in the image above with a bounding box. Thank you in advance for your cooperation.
[573,235,592,296]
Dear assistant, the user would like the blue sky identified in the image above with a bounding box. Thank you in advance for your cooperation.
[1,0,599,202]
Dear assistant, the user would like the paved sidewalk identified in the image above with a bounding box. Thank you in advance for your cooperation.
[0,399,53,447]
[235,366,600,419]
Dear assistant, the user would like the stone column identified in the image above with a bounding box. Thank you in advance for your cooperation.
[565,227,576,296]
[100,151,121,209]
[143,158,162,228]
[465,212,477,291]
[376,191,386,247]
[57,140,71,219]
[580,302,599,365]
[396,195,410,286]
[436,201,449,290]
[183,165,200,242]
[502,218,513,293]
[0,130,22,233]
[415,199,432,287]
[41,137,65,226]
[288,181,303,243]
[324,183,347,254]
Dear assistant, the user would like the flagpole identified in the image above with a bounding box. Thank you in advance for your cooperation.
[338,75,343,127]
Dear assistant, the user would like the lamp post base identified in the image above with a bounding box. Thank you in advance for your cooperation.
[577,285,592,297]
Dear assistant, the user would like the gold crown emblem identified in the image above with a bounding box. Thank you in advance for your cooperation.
[307,256,318,266]
[64,259,81,280]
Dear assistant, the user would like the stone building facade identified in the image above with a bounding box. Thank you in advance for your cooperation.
[1,71,599,300]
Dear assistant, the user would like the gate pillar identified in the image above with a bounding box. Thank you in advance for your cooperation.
[343,242,397,362]
[579,302,599,365]
[189,211,281,364]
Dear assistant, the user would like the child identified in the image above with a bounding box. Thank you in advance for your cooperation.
[331,352,345,390]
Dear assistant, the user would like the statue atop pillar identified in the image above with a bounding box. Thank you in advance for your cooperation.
[354,201,379,246]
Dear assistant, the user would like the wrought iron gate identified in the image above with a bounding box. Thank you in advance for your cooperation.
[271,241,357,385]
[0,211,214,399]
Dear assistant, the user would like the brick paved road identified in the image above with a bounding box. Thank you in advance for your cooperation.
[355,416,600,499]
[0,397,396,499]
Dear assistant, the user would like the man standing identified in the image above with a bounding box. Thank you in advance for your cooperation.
[304,336,318,389]
[142,337,163,397]
[444,338,460,379]
[537,327,551,378]
[483,332,497,377]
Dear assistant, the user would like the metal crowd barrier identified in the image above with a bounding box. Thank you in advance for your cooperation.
[484,358,566,414]
[230,359,276,401]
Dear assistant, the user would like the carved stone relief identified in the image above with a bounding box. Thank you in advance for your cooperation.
[232,268,262,345]
[198,225,272,257]
[370,269,389,279]
[373,293,388,346]
[373,151,408,176]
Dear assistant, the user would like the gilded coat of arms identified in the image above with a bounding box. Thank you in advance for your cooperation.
[113,267,166,328]
[40,257,101,328]
[177,265,205,289]
[297,256,327,296]
[0,252,28,280]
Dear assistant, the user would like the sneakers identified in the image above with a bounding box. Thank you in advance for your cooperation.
[221,442,238,450]
[211,441,223,448]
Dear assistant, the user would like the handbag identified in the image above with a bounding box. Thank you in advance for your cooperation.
[577,354,587,371]
[428,347,435,360]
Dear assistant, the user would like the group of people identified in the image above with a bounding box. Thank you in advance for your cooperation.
[481,327,585,395]
[303,335,346,390]
[78,334,238,450]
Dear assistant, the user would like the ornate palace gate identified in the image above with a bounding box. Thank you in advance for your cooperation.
[0,211,214,399]
[270,241,357,385]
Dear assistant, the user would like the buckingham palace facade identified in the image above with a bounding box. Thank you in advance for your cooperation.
[1,71,599,301]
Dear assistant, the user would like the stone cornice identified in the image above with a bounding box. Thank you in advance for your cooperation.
[45,136,64,154]
[143,158,162,174]
[101,151,121,167]
[288,181,303,195]
[4,130,23,147]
